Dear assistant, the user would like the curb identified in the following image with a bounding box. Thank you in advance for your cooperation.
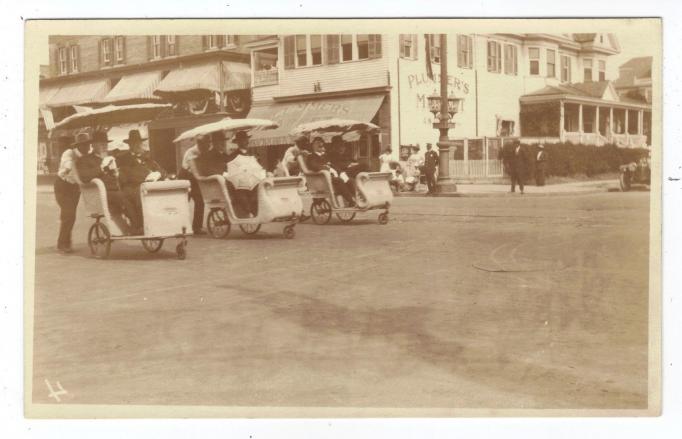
[395,187,616,198]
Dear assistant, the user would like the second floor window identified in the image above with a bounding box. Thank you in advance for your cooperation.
[546,49,556,78]
[529,47,540,75]
[400,34,417,60]
[487,40,501,73]
[598,60,606,81]
[584,58,593,82]
[457,35,472,68]
[283,34,381,69]
[115,36,125,63]
[429,34,441,64]
[152,36,162,59]
[356,34,369,60]
[58,47,68,75]
[561,55,571,82]
[310,35,322,65]
[166,35,176,56]
[341,34,353,62]
[295,34,307,67]
[224,35,237,47]
[504,44,517,75]
[101,38,113,67]
[207,35,218,49]
[70,45,79,73]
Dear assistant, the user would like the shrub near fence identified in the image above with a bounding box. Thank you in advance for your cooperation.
[521,142,649,178]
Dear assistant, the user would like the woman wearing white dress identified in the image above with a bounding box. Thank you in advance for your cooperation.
[379,147,393,173]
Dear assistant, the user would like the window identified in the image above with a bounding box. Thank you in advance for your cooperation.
[528,47,540,75]
[504,44,517,75]
[224,35,237,47]
[295,34,307,67]
[253,47,279,85]
[598,60,606,81]
[310,35,322,65]
[583,58,593,82]
[457,35,472,68]
[561,55,571,82]
[487,40,501,73]
[70,45,79,73]
[207,35,218,49]
[101,38,113,66]
[166,35,176,56]
[546,49,556,78]
[152,35,162,59]
[400,34,417,60]
[429,34,441,64]
[341,34,353,61]
[356,34,369,60]
[58,47,68,75]
[115,36,125,63]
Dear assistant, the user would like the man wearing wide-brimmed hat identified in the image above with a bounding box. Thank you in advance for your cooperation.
[53,131,94,253]
[117,129,167,228]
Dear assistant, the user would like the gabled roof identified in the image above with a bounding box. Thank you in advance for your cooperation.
[618,56,652,78]
[524,81,612,99]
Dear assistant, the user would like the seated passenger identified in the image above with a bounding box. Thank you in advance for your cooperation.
[117,129,168,229]
[305,136,355,207]
[224,130,264,217]
[74,131,142,234]
[328,135,368,199]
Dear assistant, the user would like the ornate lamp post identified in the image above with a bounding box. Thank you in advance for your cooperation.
[427,34,463,193]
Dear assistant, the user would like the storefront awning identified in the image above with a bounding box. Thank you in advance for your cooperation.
[45,79,110,108]
[39,86,60,108]
[154,61,251,99]
[99,70,163,104]
[248,94,385,146]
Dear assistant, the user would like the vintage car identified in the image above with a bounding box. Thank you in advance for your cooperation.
[619,157,651,191]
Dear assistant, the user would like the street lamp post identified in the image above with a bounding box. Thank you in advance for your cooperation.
[427,34,461,194]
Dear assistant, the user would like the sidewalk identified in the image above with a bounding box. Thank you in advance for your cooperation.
[397,179,620,197]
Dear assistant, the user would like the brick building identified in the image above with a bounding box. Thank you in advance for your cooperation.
[39,35,256,174]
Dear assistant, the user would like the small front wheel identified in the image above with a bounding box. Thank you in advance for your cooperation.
[378,212,389,225]
[207,208,231,238]
[176,242,187,260]
[239,223,262,235]
[283,225,296,239]
[88,222,111,259]
[310,199,332,225]
[142,238,164,253]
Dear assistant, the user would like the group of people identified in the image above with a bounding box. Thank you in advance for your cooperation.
[500,141,548,194]
[180,130,266,233]
[54,129,167,253]
[378,143,440,195]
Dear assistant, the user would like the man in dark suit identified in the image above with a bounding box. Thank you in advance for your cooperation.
[501,140,529,194]
[306,136,355,206]
[117,129,168,228]
[75,132,141,234]
[423,143,439,194]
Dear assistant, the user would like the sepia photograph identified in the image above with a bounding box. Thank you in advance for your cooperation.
[23,18,661,418]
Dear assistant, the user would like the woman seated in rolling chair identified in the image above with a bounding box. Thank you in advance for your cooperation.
[305,136,355,207]
[223,130,267,218]
[74,131,142,235]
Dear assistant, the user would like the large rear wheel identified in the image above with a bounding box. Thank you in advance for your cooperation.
[310,199,332,225]
[207,208,231,238]
[88,222,111,259]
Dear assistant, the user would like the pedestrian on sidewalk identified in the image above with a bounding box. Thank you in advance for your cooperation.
[535,144,547,186]
[502,140,528,194]
[53,134,85,253]
[424,143,439,195]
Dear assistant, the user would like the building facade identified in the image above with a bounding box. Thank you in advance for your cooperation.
[39,35,257,173]
[246,32,652,180]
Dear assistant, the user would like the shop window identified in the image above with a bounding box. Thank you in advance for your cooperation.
[546,49,556,78]
[458,35,472,68]
[528,47,540,75]
[561,55,571,82]
[504,44,517,75]
[487,40,501,73]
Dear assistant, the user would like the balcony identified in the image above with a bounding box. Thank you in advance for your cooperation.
[253,69,279,86]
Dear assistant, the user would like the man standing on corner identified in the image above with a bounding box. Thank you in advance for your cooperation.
[502,140,528,194]
[424,143,439,195]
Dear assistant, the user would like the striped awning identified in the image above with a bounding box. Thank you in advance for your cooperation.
[154,61,251,98]
[99,71,163,104]
[46,79,110,108]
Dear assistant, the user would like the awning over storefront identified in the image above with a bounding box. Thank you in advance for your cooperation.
[45,79,110,108]
[248,94,385,147]
[39,108,55,130]
[154,61,251,99]
[39,86,60,108]
[99,70,163,104]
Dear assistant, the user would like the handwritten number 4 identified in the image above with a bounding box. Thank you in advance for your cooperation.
[45,379,68,402]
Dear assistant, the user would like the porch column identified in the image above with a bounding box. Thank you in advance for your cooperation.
[578,103,583,143]
[638,110,644,135]
[559,101,565,142]
[624,109,629,135]
[595,106,600,136]
[609,107,613,139]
